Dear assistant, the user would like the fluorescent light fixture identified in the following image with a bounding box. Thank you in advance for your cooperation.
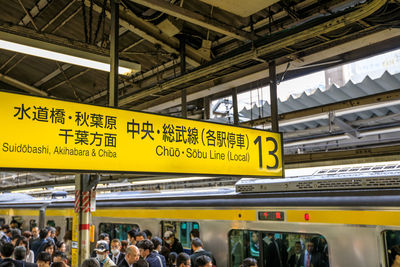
[0,40,135,75]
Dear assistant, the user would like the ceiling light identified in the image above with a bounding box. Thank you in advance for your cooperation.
[0,40,136,75]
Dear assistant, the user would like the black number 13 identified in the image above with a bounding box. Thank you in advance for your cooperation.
[254,136,279,170]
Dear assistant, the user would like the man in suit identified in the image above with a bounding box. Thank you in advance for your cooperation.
[110,239,125,265]
[288,241,302,267]
[14,246,37,267]
[118,245,141,267]
[297,241,323,267]
[263,233,283,267]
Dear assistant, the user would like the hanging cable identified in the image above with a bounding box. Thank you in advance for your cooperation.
[277,62,290,85]
[94,0,107,44]
[81,0,88,43]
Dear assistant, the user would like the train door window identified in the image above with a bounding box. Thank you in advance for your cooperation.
[29,220,37,230]
[99,223,139,241]
[161,221,199,253]
[66,218,73,232]
[0,218,5,226]
[47,220,56,227]
[12,216,24,229]
[382,230,400,266]
[229,230,329,267]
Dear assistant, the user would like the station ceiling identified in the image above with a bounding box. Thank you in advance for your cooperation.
[1,0,400,191]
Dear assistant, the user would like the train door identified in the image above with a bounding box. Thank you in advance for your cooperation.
[161,221,199,254]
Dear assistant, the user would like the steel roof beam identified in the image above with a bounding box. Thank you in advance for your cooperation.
[0,73,48,96]
[129,0,255,41]
[119,0,387,107]
[86,0,204,67]
[137,28,400,112]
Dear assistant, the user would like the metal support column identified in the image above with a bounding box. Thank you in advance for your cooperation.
[109,0,120,107]
[269,60,279,132]
[180,35,187,118]
[203,97,210,120]
[232,87,239,125]
[72,174,99,267]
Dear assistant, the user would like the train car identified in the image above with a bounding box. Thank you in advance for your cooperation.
[1,170,400,267]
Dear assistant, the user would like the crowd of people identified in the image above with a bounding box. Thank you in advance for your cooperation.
[0,221,258,267]
[0,220,72,267]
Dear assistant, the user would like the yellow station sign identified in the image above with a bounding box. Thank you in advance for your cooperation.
[0,91,283,177]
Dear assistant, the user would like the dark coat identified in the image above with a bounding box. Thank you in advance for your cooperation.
[146,251,166,267]
[110,253,125,266]
[190,250,217,267]
[296,252,324,267]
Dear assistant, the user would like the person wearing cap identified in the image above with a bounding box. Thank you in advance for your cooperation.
[95,240,116,267]
[163,231,183,255]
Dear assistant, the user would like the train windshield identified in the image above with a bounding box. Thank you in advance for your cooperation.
[229,230,329,267]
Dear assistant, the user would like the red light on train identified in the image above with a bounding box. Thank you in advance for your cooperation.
[304,213,310,221]
[275,212,281,219]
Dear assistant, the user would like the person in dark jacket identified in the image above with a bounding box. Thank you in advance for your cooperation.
[163,232,182,255]
[137,240,166,267]
[31,228,50,260]
[109,239,125,266]
[190,238,216,267]
[117,245,140,267]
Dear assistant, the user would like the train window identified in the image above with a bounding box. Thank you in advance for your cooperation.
[0,218,5,226]
[382,230,400,266]
[229,230,329,267]
[161,221,199,253]
[47,220,56,227]
[66,218,73,232]
[12,216,24,229]
[29,220,37,230]
[98,223,139,241]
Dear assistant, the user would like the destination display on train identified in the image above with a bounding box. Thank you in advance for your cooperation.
[0,91,283,177]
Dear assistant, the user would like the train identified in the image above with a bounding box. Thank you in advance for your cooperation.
[1,167,400,267]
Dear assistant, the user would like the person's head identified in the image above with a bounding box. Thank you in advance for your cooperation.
[63,231,72,242]
[14,246,26,261]
[98,233,110,245]
[23,231,32,240]
[125,245,140,265]
[49,227,56,238]
[195,255,212,267]
[191,238,203,251]
[95,241,109,262]
[164,231,175,245]
[53,251,67,264]
[10,220,18,229]
[294,241,302,254]
[81,258,100,267]
[44,242,54,255]
[11,235,21,246]
[40,228,49,240]
[143,230,152,240]
[151,237,162,252]
[177,252,190,267]
[37,252,52,267]
[241,257,258,267]
[1,242,14,258]
[390,245,400,266]
[135,232,147,242]
[251,232,258,243]
[168,252,178,267]
[137,240,154,259]
[56,241,66,253]
[190,229,199,241]
[1,225,9,233]
[55,226,61,237]
[17,238,29,251]
[31,227,39,238]
[121,240,128,253]
[128,230,137,245]
[110,239,121,256]
[306,241,314,254]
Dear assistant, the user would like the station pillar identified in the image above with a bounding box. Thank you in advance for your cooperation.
[72,174,99,267]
